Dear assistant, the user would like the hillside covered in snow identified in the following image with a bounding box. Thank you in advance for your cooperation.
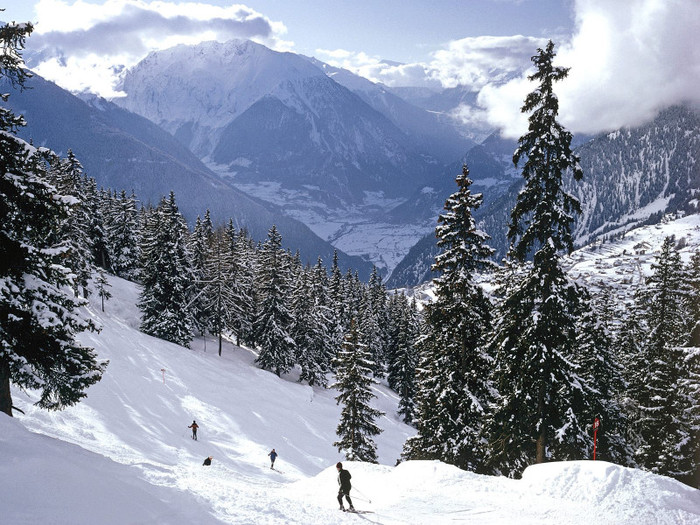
[3,238,700,524]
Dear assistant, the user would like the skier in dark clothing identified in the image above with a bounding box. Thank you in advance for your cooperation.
[203,456,212,466]
[188,420,199,440]
[336,462,355,511]
[268,448,278,469]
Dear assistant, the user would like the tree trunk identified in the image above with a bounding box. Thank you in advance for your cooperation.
[536,431,546,464]
[536,382,546,464]
[0,358,13,417]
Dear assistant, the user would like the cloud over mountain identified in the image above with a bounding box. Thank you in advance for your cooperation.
[25,0,288,96]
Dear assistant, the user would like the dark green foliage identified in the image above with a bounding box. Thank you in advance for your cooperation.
[487,41,590,475]
[403,165,494,471]
[632,236,696,481]
[386,294,420,424]
[333,319,384,463]
[254,225,295,376]
[137,192,194,347]
[0,20,106,416]
[575,286,633,465]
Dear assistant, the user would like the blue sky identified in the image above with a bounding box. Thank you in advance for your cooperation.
[6,1,575,64]
[4,0,700,137]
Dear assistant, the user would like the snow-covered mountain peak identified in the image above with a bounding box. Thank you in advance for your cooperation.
[116,38,326,144]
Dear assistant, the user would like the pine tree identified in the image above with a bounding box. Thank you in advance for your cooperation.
[254,225,295,376]
[576,286,632,465]
[83,176,109,271]
[188,212,214,336]
[486,41,589,476]
[686,250,700,347]
[228,225,256,347]
[386,294,420,424]
[137,192,194,347]
[201,228,242,356]
[403,164,494,471]
[0,20,106,416]
[290,260,335,387]
[107,190,140,280]
[95,269,112,313]
[332,319,384,463]
[47,150,94,297]
[364,266,389,376]
[633,236,694,479]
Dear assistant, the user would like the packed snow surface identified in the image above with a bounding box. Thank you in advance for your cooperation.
[2,256,700,523]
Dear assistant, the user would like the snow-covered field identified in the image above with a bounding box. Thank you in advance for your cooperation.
[2,217,700,524]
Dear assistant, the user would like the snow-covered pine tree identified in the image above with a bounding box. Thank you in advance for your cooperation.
[364,266,389,377]
[95,268,112,313]
[107,190,140,280]
[311,257,341,384]
[633,236,694,480]
[83,176,109,272]
[486,41,589,476]
[188,212,214,337]
[47,150,94,297]
[201,227,242,356]
[137,192,194,347]
[290,266,325,385]
[576,285,632,465]
[254,225,295,376]
[0,20,106,416]
[687,250,700,347]
[332,319,384,463]
[386,293,420,424]
[289,259,336,387]
[684,250,700,487]
[225,222,256,347]
[403,164,494,472]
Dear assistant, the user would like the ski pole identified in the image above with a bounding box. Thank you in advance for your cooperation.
[353,488,372,504]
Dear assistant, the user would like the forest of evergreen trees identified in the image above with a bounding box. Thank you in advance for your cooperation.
[1,22,698,489]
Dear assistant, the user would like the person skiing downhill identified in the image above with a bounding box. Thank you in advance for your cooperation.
[203,456,213,466]
[188,420,199,440]
[268,448,278,469]
[336,462,355,512]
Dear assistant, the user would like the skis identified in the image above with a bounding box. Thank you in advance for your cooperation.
[341,508,372,514]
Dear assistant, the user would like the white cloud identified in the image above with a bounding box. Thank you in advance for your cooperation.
[315,36,543,92]
[474,0,700,137]
[26,0,288,97]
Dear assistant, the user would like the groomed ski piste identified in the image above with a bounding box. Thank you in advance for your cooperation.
[3,217,700,524]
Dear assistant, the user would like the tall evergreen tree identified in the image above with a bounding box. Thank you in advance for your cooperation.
[386,294,420,424]
[107,190,140,280]
[633,236,694,480]
[254,225,295,376]
[486,41,589,476]
[403,164,494,471]
[576,285,632,465]
[189,212,214,336]
[227,224,256,347]
[686,250,700,347]
[0,20,106,416]
[83,176,109,271]
[202,228,242,356]
[137,192,194,347]
[47,150,94,297]
[332,319,384,463]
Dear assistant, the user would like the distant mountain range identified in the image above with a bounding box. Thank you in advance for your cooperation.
[13,38,700,286]
[112,40,479,276]
[2,74,373,278]
[387,105,700,288]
